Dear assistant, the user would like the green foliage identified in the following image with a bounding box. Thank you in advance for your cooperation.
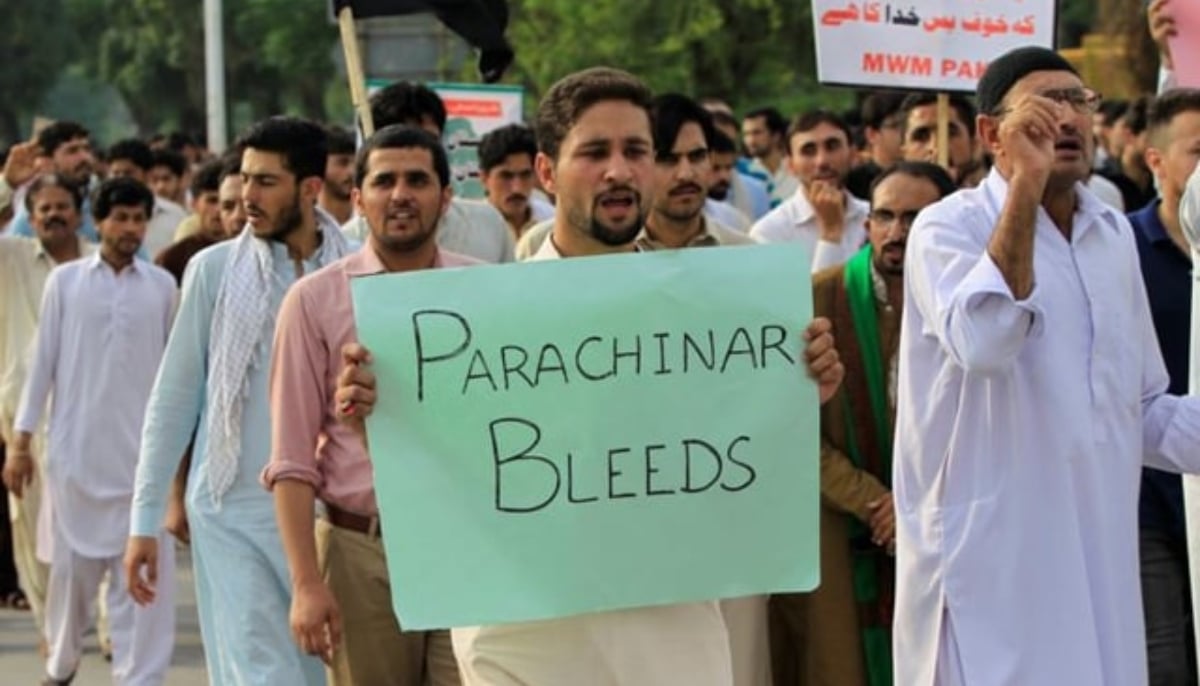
[0,0,73,144]
[506,0,849,118]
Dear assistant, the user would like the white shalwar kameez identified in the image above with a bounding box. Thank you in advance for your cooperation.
[14,255,177,684]
[893,169,1200,686]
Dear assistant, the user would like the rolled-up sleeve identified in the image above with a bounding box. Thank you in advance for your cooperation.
[907,209,1045,375]
[261,282,328,491]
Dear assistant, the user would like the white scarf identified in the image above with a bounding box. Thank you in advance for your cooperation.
[203,209,351,505]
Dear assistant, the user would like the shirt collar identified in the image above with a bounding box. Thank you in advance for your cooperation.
[1132,199,1171,245]
[344,240,448,276]
[86,249,143,274]
[637,216,720,250]
[981,168,1123,240]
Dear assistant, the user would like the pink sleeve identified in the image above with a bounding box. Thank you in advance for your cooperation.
[261,281,331,491]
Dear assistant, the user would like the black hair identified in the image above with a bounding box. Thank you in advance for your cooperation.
[478,124,538,172]
[150,148,187,177]
[92,176,154,221]
[709,128,738,154]
[37,121,90,156]
[107,138,154,171]
[860,91,907,130]
[354,125,450,189]
[24,174,84,213]
[786,109,853,148]
[743,107,787,136]
[369,82,448,134]
[326,125,357,156]
[234,116,328,182]
[190,158,224,197]
[899,93,978,138]
[650,93,717,159]
[869,161,957,202]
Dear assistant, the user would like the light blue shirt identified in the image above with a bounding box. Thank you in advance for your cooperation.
[131,238,331,536]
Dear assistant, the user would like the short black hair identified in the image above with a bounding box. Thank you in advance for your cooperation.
[1122,95,1153,136]
[744,107,787,136]
[326,125,357,156]
[165,131,197,152]
[150,148,187,177]
[108,138,154,171]
[190,158,224,197]
[92,176,154,221]
[218,150,241,182]
[1147,89,1200,147]
[709,128,738,154]
[37,121,90,156]
[786,109,853,149]
[899,93,978,138]
[860,91,907,130]
[478,124,538,172]
[1099,99,1128,127]
[234,116,328,182]
[650,93,717,159]
[24,174,84,213]
[369,82,448,134]
[869,161,957,203]
[355,125,450,190]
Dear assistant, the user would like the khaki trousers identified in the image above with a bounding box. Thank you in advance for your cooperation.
[316,517,460,686]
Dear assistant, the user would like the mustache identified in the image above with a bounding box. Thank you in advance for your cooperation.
[669,183,704,196]
[505,193,527,204]
[597,185,639,203]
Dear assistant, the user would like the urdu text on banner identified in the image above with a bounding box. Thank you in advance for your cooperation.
[812,0,1057,92]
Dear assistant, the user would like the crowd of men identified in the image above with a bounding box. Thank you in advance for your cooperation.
[0,1,1199,684]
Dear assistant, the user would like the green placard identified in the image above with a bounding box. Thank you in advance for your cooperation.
[351,243,819,630]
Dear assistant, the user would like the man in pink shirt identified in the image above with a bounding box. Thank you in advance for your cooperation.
[262,125,473,685]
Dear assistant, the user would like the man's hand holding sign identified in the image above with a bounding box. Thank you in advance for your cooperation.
[342,243,839,630]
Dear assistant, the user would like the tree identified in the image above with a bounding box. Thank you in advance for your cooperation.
[0,1,73,145]
[63,0,340,145]
[505,0,845,118]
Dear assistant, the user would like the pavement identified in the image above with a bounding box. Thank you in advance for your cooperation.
[0,546,208,685]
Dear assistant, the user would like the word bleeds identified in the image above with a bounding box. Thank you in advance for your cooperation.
[489,417,756,513]
[412,309,796,402]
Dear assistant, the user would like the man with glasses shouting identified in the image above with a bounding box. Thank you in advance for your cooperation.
[893,46,1200,685]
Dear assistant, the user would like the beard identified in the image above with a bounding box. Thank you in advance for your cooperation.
[708,182,730,201]
[262,198,304,242]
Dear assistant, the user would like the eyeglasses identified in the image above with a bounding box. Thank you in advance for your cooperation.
[991,87,1103,116]
[868,208,920,229]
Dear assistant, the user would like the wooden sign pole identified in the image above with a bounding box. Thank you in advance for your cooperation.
[936,92,950,171]
[338,7,376,137]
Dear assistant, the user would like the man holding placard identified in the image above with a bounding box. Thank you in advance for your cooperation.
[334,67,845,686]
[265,125,474,685]
[894,47,1200,685]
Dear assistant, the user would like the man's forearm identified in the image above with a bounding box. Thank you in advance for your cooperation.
[987,174,1043,300]
[274,479,322,588]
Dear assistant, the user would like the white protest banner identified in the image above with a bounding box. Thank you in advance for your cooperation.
[812,1,1057,92]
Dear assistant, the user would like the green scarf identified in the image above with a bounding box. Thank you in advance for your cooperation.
[840,244,893,686]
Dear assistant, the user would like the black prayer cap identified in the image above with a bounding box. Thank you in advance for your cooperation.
[976,46,1079,115]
